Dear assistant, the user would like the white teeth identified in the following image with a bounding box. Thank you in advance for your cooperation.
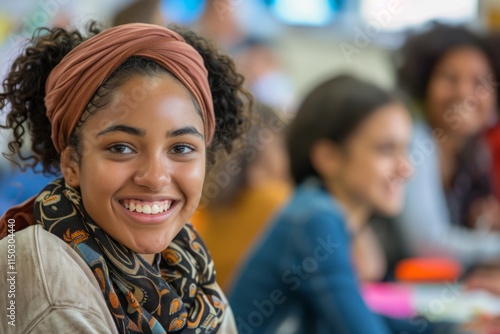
[121,200,172,215]
[143,204,152,214]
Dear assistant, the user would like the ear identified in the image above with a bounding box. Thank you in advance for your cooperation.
[60,147,80,188]
[310,139,343,180]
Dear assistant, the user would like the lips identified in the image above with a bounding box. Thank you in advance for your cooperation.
[119,199,173,215]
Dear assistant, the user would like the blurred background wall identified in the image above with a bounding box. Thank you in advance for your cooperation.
[0,0,492,102]
[0,0,495,168]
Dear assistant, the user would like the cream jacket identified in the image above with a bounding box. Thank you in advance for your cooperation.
[0,225,236,333]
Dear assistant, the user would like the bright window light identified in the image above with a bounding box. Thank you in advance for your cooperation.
[160,0,205,25]
[360,0,478,31]
[270,0,337,26]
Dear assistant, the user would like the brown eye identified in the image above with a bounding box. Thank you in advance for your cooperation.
[108,144,134,154]
[170,144,195,155]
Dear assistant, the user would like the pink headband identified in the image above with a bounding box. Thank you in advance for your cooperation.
[45,23,215,152]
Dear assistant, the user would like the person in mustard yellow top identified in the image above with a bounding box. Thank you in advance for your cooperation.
[191,104,292,291]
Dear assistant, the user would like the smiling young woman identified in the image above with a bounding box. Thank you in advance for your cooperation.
[0,22,250,333]
[64,74,208,263]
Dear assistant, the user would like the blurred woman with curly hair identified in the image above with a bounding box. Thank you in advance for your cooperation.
[395,23,500,265]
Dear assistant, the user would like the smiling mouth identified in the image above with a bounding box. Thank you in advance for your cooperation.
[119,199,173,215]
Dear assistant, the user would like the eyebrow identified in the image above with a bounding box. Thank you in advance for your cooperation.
[167,126,204,139]
[95,124,203,139]
[96,125,145,138]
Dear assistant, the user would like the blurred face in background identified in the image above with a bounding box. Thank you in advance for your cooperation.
[425,46,496,138]
[320,103,412,216]
[247,131,290,187]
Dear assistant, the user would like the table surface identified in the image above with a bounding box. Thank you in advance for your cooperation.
[362,282,500,322]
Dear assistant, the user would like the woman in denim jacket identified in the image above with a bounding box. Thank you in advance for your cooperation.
[229,75,479,334]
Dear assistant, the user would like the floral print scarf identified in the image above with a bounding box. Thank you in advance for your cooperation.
[34,178,225,333]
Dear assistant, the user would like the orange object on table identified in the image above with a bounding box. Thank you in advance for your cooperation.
[395,257,462,282]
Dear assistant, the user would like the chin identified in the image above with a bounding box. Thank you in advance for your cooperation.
[453,122,483,137]
[131,240,169,255]
[375,202,403,217]
[138,246,165,254]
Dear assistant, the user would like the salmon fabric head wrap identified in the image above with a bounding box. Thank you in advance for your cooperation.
[45,23,215,153]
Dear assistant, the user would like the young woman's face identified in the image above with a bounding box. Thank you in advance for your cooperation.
[425,46,496,137]
[336,103,412,216]
[69,74,206,256]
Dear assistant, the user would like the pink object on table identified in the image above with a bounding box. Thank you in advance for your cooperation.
[361,283,415,318]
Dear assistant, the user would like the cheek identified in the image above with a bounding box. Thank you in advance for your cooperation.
[350,156,394,199]
[78,160,128,220]
[426,84,454,117]
[340,160,373,200]
[174,159,206,203]
[351,154,387,182]
[79,157,129,192]
[427,81,449,103]
[478,97,495,118]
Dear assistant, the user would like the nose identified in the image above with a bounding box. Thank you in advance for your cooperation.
[133,153,171,190]
[395,154,414,181]
[455,79,475,102]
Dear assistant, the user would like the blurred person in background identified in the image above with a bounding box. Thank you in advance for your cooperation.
[111,0,165,26]
[484,32,500,202]
[111,0,296,114]
[193,0,296,113]
[229,75,474,334]
[455,30,500,312]
[191,103,292,292]
[233,37,296,113]
[194,0,245,52]
[395,23,500,266]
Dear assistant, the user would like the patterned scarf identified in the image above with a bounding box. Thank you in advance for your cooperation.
[34,178,225,333]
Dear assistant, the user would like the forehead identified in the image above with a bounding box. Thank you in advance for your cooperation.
[350,103,411,141]
[83,74,203,132]
[436,47,491,73]
[113,73,198,108]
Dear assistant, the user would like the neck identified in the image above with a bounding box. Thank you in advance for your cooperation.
[438,130,467,157]
[141,253,156,265]
[325,182,370,234]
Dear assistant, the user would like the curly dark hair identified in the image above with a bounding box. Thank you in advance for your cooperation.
[0,22,251,175]
[173,26,251,166]
[396,23,499,105]
[0,23,101,175]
